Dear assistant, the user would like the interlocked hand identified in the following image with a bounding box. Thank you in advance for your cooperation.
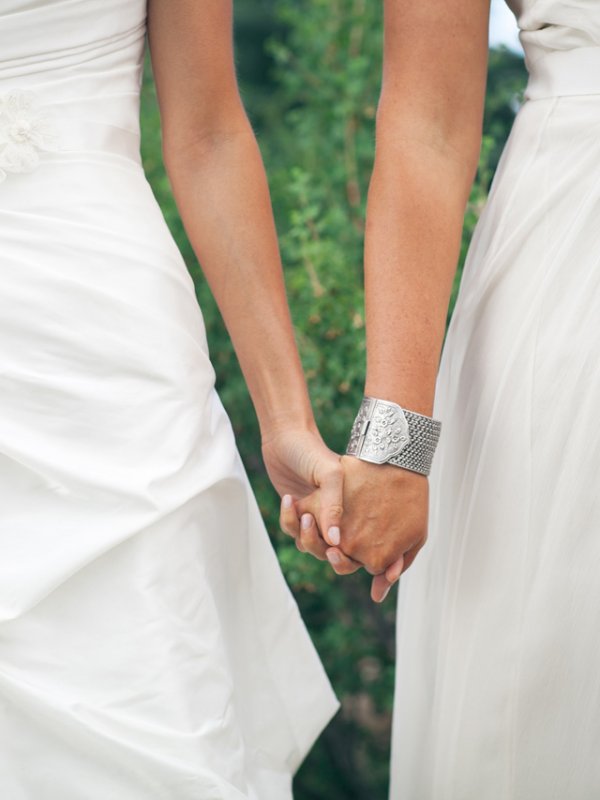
[279,455,429,602]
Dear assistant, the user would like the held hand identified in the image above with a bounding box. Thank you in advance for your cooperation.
[262,426,357,565]
[279,492,362,572]
[297,455,429,601]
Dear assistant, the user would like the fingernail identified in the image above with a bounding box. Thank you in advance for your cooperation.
[379,585,392,603]
[301,513,313,530]
[282,495,293,510]
[328,526,340,546]
[327,551,341,566]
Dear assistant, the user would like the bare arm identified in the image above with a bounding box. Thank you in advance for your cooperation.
[147,0,312,438]
[146,0,344,528]
[364,0,490,413]
[297,0,491,599]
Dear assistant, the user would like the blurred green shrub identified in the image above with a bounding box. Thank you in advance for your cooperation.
[140,3,526,797]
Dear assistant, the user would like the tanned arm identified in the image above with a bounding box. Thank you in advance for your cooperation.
[146,0,345,537]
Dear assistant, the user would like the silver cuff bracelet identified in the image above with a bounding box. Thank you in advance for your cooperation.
[346,396,442,477]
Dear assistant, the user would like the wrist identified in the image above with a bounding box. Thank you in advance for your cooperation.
[259,407,319,446]
[249,370,318,444]
[346,394,441,477]
[365,350,439,418]
[364,380,436,418]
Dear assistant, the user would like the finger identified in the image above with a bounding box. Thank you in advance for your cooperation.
[371,539,426,602]
[325,547,362,576]
[370,572,394,603]
[384,554,405,584]
[371,553,404,603]
[399,540,425,574]
[296,490,322,522]
[316,462,344,547]
[279,494,301,539]
[298,513,328,561]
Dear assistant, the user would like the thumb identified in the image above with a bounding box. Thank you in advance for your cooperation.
[296,489,321,520]
[316,461,344,547]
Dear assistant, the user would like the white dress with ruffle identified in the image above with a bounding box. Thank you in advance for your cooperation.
[0,2,338,798]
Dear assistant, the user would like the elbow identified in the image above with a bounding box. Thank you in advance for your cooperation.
[374,92,483,184]
[161,102,252,174]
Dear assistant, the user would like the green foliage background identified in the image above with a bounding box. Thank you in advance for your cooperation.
[140,3,526,798]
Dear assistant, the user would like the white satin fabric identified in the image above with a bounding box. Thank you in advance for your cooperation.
[0,2,338,798]
[391,2,600,798]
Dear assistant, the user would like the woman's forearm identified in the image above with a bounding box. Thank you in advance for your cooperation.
[163,121,315,439]
[362,0,489,418]
[364,112,480,416]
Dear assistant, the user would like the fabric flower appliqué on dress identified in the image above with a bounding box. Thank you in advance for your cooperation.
[0,90,60,183]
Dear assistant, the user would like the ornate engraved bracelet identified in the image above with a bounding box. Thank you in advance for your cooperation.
[346,396,442,477]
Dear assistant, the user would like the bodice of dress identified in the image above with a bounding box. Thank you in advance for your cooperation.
[0,0,147,181]
[505,0,600,99]
[507,0,600,58]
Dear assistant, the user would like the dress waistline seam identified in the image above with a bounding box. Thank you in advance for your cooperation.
[524,46,600,100]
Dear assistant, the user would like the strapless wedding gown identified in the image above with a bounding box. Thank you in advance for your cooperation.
[390,1,600,798]
[0,2,338,798]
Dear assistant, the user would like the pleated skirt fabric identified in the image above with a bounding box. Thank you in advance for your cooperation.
[390,91,600,799]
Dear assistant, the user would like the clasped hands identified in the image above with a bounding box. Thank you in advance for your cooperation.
[262,426,429,603]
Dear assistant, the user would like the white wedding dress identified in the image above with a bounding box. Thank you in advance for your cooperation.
[391,1,600,798]
[0,2,338,798]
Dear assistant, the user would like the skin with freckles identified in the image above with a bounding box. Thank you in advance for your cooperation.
[149,0,489,604]
[279,0,489,601]
[280,457,428,602]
